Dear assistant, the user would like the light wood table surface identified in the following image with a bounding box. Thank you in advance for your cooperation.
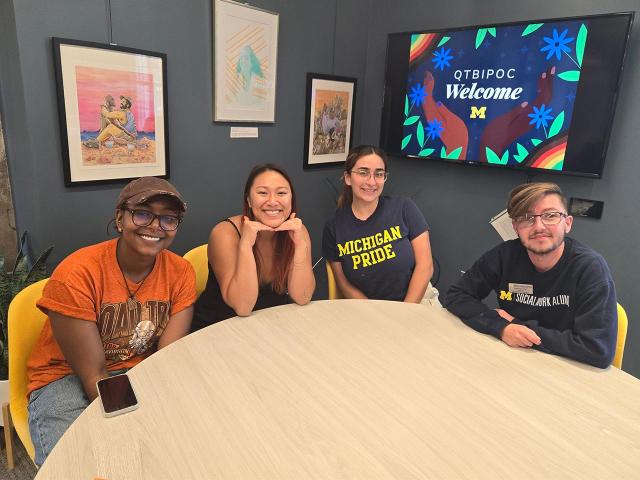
[36,300,640,479]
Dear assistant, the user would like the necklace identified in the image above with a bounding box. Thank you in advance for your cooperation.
[116,241,154,310]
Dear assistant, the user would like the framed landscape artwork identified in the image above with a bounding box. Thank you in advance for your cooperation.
[53,38,169,186]
[213,0,279,122]
[304,73,357,169]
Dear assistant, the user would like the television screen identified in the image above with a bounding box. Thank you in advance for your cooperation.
[380,12,634,177]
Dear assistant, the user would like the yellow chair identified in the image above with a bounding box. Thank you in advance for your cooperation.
[612,303,628,369]
[184,244,209,297]
[2,278,48,469]
[326,261,343,300]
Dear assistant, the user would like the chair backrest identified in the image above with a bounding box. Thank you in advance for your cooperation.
[326,261,343,300]
[8,278,49,461]
[612,303,628,369]
[183,244,209,297]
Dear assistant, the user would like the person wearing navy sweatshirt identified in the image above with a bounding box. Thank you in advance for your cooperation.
[444,182,617,368]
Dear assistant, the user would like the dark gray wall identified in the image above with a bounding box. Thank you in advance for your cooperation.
[360,0,640,378]
[1,0,638,378]
[0,0,369,286]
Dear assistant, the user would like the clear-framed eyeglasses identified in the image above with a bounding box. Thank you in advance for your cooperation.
[127,209,181,231]
[514,211,567,228]
[350,168,389,181]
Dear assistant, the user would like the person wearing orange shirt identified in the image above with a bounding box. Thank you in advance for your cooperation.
[26,177,196,466]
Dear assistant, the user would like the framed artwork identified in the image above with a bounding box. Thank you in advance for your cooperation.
[213,0,279,122]
[303,73,357,169]
[52,38,169,186]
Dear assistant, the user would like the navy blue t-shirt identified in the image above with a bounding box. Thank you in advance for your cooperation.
[322,196,429,301]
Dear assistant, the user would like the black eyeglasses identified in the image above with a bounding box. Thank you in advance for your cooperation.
[127,209,181,231]
[514,211,567,228]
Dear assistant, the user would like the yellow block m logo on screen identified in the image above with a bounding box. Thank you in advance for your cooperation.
[499,290,512,301]
[470,106,487,119]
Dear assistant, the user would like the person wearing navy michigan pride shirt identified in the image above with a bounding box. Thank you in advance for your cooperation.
[444,182,616,368]
[323,145,437,303]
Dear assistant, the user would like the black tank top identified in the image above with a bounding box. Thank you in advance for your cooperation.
[190,219,291,332]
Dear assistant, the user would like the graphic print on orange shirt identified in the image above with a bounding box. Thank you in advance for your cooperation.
[98,299,171,361]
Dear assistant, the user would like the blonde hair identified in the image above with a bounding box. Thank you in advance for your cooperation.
[507,182,567,218]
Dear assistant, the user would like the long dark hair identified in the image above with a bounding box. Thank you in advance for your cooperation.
[337,145,389,208]
[242,164,297,295]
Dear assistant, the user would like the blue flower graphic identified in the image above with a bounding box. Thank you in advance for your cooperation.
[432,47,453,71]
[408,83,427,105]
[425,119,444,139]
[528,104,553,129]
[540,28,574,61]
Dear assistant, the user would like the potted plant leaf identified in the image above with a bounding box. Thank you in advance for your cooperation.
[0,232,53,424]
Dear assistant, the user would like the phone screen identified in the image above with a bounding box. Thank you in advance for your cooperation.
[97,374,138,415]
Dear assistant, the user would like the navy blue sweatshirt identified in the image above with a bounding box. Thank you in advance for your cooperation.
[444,237,617,368]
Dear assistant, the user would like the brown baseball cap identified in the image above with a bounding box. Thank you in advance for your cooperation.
[116,177,187,212]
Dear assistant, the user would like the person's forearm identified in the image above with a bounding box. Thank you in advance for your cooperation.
[403,263,433,303]
[50,315,109,401]
[336,279,368,299]
[224,242,260,316]
[287,244,315,305]
[444,285,508,338]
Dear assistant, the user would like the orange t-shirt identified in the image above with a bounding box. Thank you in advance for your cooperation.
[27,238,196,395]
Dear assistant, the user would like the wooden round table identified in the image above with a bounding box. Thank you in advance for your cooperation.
[36,300,640,479]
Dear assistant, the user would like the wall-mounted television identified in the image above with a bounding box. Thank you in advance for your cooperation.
[380,12,634,178]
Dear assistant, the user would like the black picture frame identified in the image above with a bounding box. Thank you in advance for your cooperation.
[52,37,170,186]
[303,73,357,170]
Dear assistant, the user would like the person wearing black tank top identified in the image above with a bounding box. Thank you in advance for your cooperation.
[191,164,315,331]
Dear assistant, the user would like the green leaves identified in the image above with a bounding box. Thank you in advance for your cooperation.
[0,232,53,380]
[401,134,412,150]
[475,28,496,49]
[531,138,542,147]
[576,24,587,67]
[440,146,463,160]
[416,121,425,147]
[403,116,420,126]
[547,111,565,138]
[559,24,586,82]
[514,143,529,163]
[485,147,509,165]
[558,70,580,82]
[437,36,450,47]
[522,23,544,36]
[418,148,435,157]
[404,95,409,117]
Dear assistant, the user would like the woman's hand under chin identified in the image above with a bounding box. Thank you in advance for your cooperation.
[274,212,305,245]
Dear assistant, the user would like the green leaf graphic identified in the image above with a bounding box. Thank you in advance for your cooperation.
[447,147,463,160]
[437,36,450,47]
[417,121,425,148]
[522,23,544,36]
[488,28,496,38]
[401,134,412,150]
[558,70,580,82]
[485,147,501,164]
[440,146,447,158]
[404,95,409,117]
[500,150,509,164]
[576,24,587,67]
[403,115,420,126]
[531,138,542,146]
[547,111,565,138]
[475,29,487,49]
[418,148,435,157]
[514,143,529,163]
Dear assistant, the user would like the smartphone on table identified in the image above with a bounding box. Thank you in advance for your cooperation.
[96,373,139,417]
